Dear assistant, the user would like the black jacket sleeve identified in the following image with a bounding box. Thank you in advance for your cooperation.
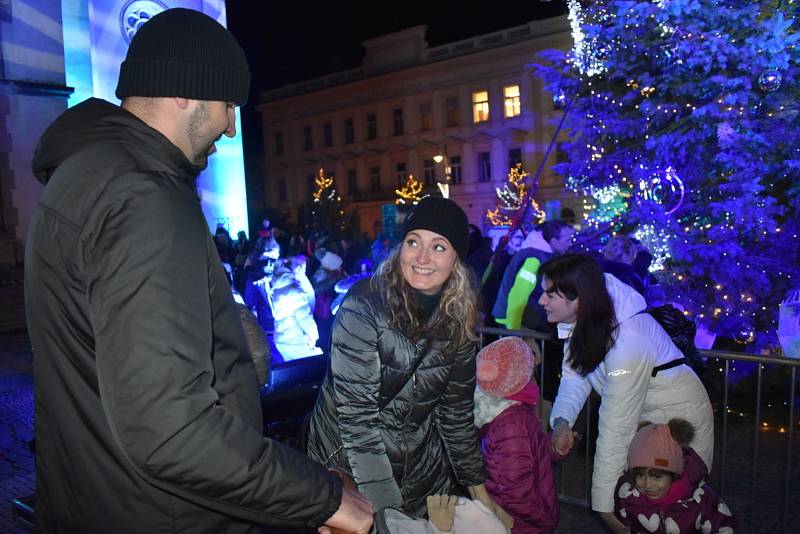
[83,173,340,527]
[434,341,486,487]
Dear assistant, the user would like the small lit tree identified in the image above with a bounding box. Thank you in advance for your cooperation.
[395,174,424,205]
[486,163,545,227]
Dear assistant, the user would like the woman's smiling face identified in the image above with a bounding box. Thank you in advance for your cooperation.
[400,229,457,294]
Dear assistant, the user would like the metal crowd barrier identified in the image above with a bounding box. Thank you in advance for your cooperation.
[475,327,800,531]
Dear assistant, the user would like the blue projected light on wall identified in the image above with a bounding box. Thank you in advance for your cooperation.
[61,0,249,236]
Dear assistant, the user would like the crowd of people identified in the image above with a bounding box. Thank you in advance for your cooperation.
[24,7,737,534]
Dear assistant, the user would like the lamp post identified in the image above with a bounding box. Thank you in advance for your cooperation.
[433,145,451,198]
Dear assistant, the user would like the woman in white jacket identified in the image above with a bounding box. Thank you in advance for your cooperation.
[538,254,713,533]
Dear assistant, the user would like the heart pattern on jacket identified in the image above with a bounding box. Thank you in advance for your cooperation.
[718,500,732,516]
[664,516,680,534]
[638,513,660,532]
[618,482,640,499]
[694,513,712,534]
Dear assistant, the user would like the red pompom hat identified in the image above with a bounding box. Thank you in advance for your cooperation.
[476,337,535,398]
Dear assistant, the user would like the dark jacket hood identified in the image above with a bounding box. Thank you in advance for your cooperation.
[32,97,201,184]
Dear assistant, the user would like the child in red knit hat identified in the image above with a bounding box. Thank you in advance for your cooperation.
[474,337,561,533]
[614,419,737,533]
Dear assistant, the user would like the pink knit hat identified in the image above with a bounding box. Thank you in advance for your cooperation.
[476,337,535,398]
[627,424,684,475]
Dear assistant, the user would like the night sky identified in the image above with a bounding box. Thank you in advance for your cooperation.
[226,0,569,99]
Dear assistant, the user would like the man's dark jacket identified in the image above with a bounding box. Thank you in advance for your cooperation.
[26,98,340,533]
[306,279,486,516]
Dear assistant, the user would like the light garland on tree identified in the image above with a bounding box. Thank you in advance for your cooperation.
[486,164,545,226]
[312,168,334,203]
[633,223,672,272]
[395,174,423,205]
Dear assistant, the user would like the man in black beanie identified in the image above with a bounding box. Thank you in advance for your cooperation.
[26,8,371,534]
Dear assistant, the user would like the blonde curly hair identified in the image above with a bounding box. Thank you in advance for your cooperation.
[372,245,478,351]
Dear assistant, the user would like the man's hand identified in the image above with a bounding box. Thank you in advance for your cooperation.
[427,494,458,532]
[551,420,577,456]
[467,484,514,529]
[318,486,373,534]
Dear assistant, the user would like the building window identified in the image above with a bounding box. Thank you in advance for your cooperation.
[478,152,491,182]
[344,118,354,144]
[393,108,404,136]
[367,113,377,140]
[370,166,381,191]
[504,85,521,118]
[303,126,313,151]
[277,178,287,202]
[450,156,462,185]
[423,159,436,186]
[445,97,459,127]
[508,147,523,169]
[419,101,433,131]
[395,162,407,187]
[274,132,283,156]
[307,174,316,197]
[347,169,357,195]
[472,90,489,123]
[323,122,333,147]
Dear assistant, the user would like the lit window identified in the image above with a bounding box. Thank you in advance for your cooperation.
[504,85,521,118]
[472,90,489,123]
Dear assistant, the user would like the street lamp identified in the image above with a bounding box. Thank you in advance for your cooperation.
[433,146,451,198]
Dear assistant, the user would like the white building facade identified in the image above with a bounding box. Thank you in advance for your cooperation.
[257,16,577,236]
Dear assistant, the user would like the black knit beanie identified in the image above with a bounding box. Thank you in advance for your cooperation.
[115,8,250,105]
[401,196,470,259]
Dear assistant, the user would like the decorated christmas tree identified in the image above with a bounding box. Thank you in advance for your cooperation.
[535,1,800,347]
[486,163,546,227]
[311,168,349,235]
[395,174,424,205]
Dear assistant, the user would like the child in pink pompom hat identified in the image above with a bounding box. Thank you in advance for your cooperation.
[474,337,561,533]
[614,419,737,533]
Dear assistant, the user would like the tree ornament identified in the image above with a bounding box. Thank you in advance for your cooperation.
[735,326,756,345]
[636,166,685,215]
[758,70,782,93]
[486,164,545,226]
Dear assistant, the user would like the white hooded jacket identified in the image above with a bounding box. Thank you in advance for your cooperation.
[550,274,714,513]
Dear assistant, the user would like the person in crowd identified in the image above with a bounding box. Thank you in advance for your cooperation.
[270,258,322,361]
[632,244,666,307]
[539,254,713,532]
[307,197,511,527]
[214,224,235,265]
[467,224,494,285]
[492,221,574,423]
[480,227,525,326]
[25,8,371,533]
[474,337,559,533]
[233,230,252,294]
[492,221,574,331]
[602,236,646,297]
[312,251,345,352]
[371,231,395,267]
[614,420,736,534]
